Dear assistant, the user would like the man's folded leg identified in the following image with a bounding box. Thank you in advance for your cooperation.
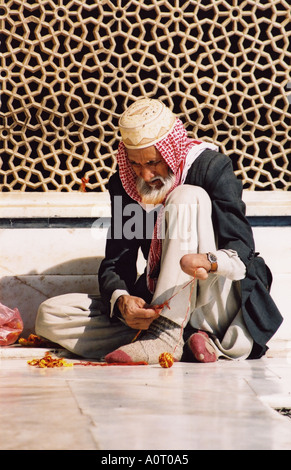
[35,293,138,359]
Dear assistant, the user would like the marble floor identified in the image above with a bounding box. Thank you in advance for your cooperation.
[0,346,291,451]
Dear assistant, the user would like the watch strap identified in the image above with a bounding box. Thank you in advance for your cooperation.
[207,252,218,272]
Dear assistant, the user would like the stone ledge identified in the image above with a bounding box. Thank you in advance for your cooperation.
[0,192,111,218]
[243,191,291,217]
[0,191,290,218]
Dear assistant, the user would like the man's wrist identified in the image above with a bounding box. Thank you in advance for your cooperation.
[207,252,218,272]
[116,295,125,309]
[110,289,129,318]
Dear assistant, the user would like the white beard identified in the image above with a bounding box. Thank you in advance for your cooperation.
[136,171,176,205]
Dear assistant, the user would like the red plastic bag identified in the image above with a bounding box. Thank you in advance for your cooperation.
[0,303,24,346]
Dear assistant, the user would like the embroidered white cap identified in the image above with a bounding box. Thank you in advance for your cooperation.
[119,98,176,149]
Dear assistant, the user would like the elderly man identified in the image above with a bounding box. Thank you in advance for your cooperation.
[36,98,282,364]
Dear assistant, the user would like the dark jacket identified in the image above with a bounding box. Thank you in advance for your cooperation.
[98,149,283,358]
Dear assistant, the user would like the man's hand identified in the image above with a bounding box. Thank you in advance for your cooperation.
[180,253,212,280]
[117,295,161,330]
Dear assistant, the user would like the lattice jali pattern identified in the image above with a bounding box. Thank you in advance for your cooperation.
[0,0,290,191]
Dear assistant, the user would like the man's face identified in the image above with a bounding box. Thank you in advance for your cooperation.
[126,145,175,204]
[126,145,169,183]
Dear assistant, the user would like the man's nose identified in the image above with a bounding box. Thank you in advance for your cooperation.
[140,166,155,182]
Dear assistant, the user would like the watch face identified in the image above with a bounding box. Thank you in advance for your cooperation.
[208,253,217,263]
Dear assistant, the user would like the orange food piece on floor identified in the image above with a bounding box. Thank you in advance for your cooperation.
[159,352,174,368]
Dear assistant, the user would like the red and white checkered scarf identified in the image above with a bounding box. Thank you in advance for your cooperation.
[116,118,204,293]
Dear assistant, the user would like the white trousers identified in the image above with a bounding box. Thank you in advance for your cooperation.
[35,185,253,360]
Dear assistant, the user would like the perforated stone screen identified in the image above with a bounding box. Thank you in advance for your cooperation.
[1,0,290,192]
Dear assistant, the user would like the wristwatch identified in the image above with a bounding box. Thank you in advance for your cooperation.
[207,252,218,272]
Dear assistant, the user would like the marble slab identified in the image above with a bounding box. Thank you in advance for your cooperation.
[252,226,291,274]
[0,357,291,450]
[0,375,97,450]
[0,228,106,276]
[66,360,291,450]
[0,274,99,336]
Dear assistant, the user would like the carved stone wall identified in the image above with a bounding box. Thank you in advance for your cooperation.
[1,0,290,191]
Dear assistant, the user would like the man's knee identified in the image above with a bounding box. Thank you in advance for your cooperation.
[36,296,62,321]
[166,184,211,207]
[164,185,212,227]
[35,300,52,338]
[35,295,71,337]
